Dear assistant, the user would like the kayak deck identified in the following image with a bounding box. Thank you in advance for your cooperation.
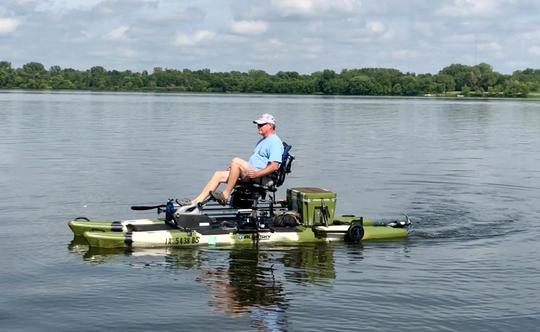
[69,218,165,236]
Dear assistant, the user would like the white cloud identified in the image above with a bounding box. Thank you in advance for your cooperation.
[436,0,505,17]
[252,38,286,59]
[103,25,130,41]
[174,30,215,46]
[271,0,360,18]
[529,46,540,56]
[391,49,418,60]
[221,33,249,44]
[272,0,314,15]
[0,18,18,35]
[300,39,323,58]
[269,38,284,47]
[412,21,436,38]
[366,20,385,33]
[381,29,395,40]
[305,44,322,54]
[522,29,540,40]
[230,20,268,35]
[478,42,502,52]
[120,48,138,58]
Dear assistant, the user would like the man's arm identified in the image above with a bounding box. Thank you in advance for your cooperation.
[246,161,280,179]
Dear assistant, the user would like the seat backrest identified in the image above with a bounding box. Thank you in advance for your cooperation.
[273,141,294,188]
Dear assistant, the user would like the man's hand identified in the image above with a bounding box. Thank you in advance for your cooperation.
[246,169,259,178]
[247,162,279,179]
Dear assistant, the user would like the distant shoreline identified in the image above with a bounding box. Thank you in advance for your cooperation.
[2,88,539,101]
[1,61,538,98]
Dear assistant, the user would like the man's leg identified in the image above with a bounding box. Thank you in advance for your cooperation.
[192,170,229,204]
[222,161,242,200]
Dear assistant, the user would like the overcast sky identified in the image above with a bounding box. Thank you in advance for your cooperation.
[1,0,539,74]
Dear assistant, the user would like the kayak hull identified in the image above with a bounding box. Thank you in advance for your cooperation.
[68,215,388,237]
[80,218,409,249]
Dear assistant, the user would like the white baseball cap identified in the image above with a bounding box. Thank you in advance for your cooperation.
[253,113,276,125]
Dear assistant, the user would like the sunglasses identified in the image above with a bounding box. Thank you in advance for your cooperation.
[257,123,268,128]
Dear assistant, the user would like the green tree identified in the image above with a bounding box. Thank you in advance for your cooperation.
[434,74,456,92]
[347,75,373,95]
[0,61,14,88]
[503,80,529,97]
[400,76,420,96]
[392,83,403,95]
[439,64,480,91]
[16,62,48,89]
[88,66,110,89]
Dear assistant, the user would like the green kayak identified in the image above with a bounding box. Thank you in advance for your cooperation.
[81,220,408,249]
[70,187,410,249]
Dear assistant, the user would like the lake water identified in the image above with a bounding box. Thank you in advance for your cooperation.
[1,91,539,331]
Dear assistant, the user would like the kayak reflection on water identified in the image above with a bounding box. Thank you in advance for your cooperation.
[69,240,337,331]
[196,245,336,331]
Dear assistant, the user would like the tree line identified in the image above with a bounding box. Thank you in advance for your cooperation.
[1,60,538,97]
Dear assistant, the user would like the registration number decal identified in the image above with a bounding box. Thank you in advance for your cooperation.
[166,236,200,246]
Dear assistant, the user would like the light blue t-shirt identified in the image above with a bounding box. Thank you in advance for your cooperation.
[248,134,284,169]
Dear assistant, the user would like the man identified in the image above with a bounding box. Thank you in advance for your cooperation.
[190,113,284,206]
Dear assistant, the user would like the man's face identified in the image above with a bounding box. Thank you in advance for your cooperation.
[257,123,272,136]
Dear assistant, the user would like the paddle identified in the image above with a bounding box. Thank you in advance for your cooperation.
[130,204,166,211]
